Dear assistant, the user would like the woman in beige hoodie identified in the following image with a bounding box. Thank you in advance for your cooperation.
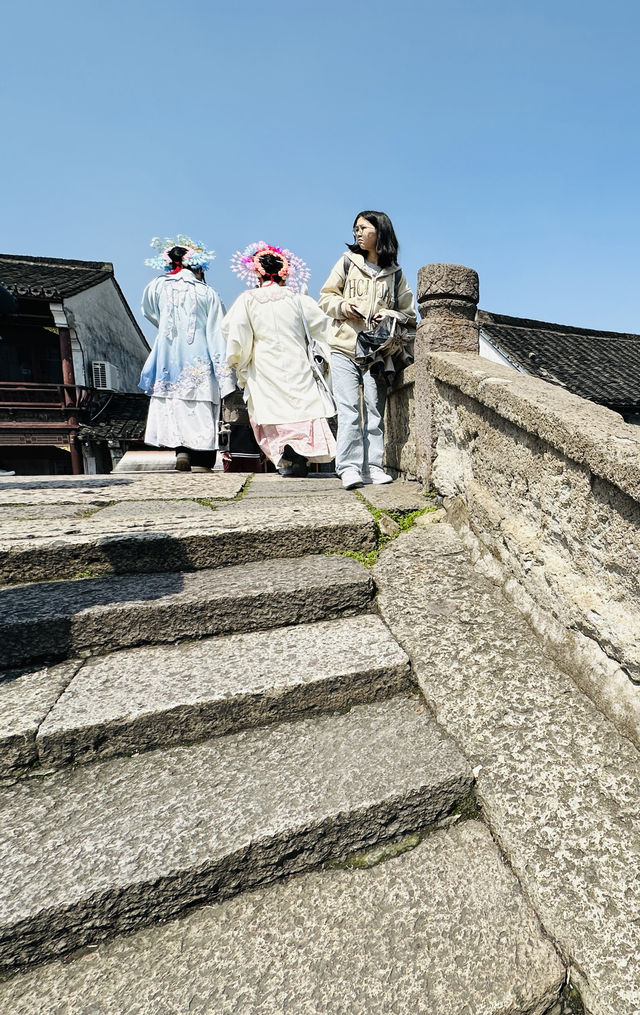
[319,210,416,489]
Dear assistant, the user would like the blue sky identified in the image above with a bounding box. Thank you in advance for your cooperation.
[4,0,640,336]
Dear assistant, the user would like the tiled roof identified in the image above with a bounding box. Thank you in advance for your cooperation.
[78,393,148,442]
[479,310,640,412]
[0,254,113,299]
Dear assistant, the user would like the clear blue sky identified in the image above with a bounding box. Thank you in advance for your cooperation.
[4,0,639,336]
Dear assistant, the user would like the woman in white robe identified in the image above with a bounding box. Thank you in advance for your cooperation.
[139,237,235,471]
[223,243,336,477]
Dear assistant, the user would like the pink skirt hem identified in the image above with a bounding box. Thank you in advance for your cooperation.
[250,417,336,466]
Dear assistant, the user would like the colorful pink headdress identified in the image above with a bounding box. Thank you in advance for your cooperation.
[230,241,310,293]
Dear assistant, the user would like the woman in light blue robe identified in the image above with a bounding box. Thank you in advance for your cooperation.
[139,239,235,470]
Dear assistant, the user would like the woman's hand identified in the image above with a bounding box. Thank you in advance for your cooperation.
[342,302,366,322]
[371,311,389,325]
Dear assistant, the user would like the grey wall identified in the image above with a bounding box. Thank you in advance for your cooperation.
[65,279,149,392]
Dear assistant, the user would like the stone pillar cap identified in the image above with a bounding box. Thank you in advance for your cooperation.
[417,264,479,304]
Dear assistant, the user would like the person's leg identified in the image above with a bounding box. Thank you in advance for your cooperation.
[361,368,389,478]
[175,445,191,471]
[190,448,217,470]
[331,352,364,479]
[279,444,309,478]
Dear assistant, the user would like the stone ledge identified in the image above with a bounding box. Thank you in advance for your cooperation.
[429,351,640,503]
[35,616,410,767]
[0,554,375,669]
[0,821,564,1015]
[0,696,471,971]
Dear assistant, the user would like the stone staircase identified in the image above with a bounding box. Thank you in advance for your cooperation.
[0,473,568,1013]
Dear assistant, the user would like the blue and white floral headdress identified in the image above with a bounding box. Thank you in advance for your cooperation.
[144,235,216,272]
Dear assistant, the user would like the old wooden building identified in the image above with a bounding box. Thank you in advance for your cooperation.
[0,253,150,474]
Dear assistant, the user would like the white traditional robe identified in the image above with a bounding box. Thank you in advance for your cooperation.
[139,270,235,450]
[222,285,334,425]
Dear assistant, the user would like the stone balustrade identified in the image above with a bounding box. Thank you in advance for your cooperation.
[384,263,640,749]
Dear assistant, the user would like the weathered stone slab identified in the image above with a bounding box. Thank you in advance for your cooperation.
[36,616,410,766]
[0,472,246,506]
[0,821,564,1014]
[95,499,213,520]
[0,555,374,669]
[358,478,430,512]
[374,523,640,1015]
[245,475,343,498]
[0,497,377,584]
[0,661,79,778]
[0,696,472,970]
[0,505,89,521]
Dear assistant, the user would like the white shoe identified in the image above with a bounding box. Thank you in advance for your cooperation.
[368,466,393,485]
[341,468,363,490]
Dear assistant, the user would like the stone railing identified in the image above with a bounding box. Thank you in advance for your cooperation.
[384,263,640,750]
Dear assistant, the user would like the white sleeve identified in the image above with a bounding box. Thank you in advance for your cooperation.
[141,278,162,327]
[205,288,236,399]
[300,295,334,362]
[222,295,255,390]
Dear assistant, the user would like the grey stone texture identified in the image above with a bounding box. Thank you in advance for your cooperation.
[36,616,411,766]
[95,499,214,520]
[0,661,79,778]
[0,695,472,971]
[0,496,376,584]
[417,263,480,306]
[384,363,417,476]
[412,265,480,481]
[0,554,374,668]
[358,478,429,512]
[374,523,640,1015]
[429,351,640,747]
[0,821,564,1015]
[0,472,246,506]
[243,475,344,498]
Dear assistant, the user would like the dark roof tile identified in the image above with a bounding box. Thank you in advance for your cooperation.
[78,393,148,442]
[479,310,640,411]
[0,254,113,299]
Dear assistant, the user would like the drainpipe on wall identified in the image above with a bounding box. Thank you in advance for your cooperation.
[50,302,83,475]
[414,264,479,483]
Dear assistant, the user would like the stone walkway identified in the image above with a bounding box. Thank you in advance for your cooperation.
[0,472,583,1013]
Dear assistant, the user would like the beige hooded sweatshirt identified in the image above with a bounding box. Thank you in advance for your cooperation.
[318,251,417,359]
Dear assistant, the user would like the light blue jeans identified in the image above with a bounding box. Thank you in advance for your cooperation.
[331,351,386,476]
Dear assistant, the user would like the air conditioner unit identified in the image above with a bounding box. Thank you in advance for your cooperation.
[92,361,120,390]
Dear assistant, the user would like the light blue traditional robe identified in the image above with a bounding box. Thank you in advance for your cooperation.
[139,270,235,450]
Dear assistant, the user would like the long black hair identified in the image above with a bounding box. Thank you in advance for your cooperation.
[347,210,399,269]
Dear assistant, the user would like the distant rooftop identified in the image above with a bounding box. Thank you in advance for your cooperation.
[479,310,640,413]
[0,254,114,299]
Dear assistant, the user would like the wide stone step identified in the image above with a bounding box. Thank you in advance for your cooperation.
[0,554,374,669]
[0,820,565,1014]
[0,695,472,972]
[0,495,376,584]
[34,615,411,768]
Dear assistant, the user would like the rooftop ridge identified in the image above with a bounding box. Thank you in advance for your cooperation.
[0,253,114,273]
[478,308,640,341]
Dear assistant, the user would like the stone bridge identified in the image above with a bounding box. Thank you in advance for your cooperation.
[0,265,639,1014]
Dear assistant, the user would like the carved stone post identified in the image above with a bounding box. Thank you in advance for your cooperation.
[414,264,479,483]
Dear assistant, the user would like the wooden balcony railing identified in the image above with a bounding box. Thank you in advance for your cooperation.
[0,382,91,411]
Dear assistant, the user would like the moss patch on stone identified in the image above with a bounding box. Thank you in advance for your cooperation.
[326,792,479,871]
